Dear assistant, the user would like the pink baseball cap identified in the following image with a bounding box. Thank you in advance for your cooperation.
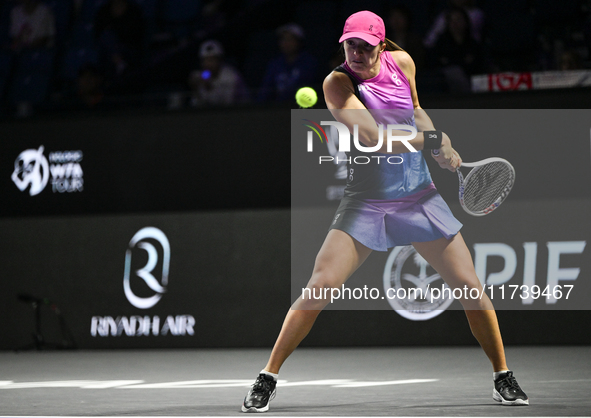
[339,11,385,46]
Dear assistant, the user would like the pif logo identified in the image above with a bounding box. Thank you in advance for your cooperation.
[383,245,454,321]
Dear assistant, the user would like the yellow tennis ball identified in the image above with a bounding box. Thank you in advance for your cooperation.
[295,87,317,108]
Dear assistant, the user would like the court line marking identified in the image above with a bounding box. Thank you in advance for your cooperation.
[537,378,591,383]
[0,378,439,390]
[333,379,438,387]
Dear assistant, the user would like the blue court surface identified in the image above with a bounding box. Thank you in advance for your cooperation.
[0,346,589,417]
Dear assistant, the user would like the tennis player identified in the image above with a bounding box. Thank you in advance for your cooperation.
[242,10,528,412]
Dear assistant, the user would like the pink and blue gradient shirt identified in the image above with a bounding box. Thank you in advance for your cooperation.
[340,51,432,200]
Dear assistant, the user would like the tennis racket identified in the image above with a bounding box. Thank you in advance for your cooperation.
[457,157,515,216]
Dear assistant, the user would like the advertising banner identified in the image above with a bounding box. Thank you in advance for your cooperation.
[471,70,591,92]
[0,108,291,217]
[0,210,290,350]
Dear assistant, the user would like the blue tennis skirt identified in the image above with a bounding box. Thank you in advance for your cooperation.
[329,183,462,251]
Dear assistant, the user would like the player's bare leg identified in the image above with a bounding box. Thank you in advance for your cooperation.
[412,233,506,369]
[413,233,528,405]
[265,229,372,373]
[463,309,506,370]
[242,229,372,412]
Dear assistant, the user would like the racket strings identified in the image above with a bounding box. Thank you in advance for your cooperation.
[463,162,514,212]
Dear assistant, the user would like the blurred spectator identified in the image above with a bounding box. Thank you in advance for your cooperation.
[431,7,483,93]
[424,0,484,48]
[9,0,56,51]
[385,5,425,70]
[76,64,105,108]
[559,50,583,71]
[188,39,249,106]
[94,0,145,82]
[257,23,318,102]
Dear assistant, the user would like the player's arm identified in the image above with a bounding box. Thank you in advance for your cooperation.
[323,71,435,155]
[393,50,460,171]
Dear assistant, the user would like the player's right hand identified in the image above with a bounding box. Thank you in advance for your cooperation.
[432,133,460,172]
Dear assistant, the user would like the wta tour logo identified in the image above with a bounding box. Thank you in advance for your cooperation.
[11,146,84,195]
[124,227,171,309]
[383,245,454,320]
[11,146,49,196]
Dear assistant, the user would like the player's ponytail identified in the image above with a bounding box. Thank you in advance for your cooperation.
[383,38,404,52]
